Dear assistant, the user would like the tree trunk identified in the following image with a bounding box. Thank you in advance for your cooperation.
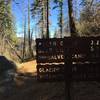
[67,0,77,37]
[28,0,33,57]
[41,0,47,38]
[23,16,26,60]
[46,0,49,38]
[60,2,63,38]
[41,6,44,38]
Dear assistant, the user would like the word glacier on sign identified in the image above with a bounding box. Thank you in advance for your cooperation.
[39,67,61,73]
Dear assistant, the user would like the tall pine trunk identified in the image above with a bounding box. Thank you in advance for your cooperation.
[23,16,26,60]
[46,0,49,38]
[28,0,33,57]
[67,0,77,37]
[42,0,47,38]
[59,2,63,38]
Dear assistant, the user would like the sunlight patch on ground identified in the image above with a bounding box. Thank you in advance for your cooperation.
[17,60,37,74]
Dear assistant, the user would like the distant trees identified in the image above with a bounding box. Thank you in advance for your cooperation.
[53,0,63,38]
[31,0,79,38]
[30,0,99,38]
[53,0,78,37]
[77,0,100,36]
[0,0,98,61]
[31,0,50,38]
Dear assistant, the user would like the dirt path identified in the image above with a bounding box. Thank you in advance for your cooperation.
[17,60,37,74]
[1,60,100,100]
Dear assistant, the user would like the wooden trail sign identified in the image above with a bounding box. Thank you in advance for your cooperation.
[36,37,100,100]
[36,38,64,81]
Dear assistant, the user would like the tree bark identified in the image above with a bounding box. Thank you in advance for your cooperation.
[68,0,77,37]
[28,0,33,57]
[23,16,26,60]
[46,0,49,38]
[60,2,63,38]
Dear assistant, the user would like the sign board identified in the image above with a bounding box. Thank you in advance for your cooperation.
[64,37,100,81]
[36,38,64,81]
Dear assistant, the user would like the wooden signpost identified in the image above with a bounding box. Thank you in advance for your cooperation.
[36,37,100,100]
[36,38,64,81]
[64,37,100,100]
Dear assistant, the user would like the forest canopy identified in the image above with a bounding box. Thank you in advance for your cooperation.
[0,0,99,61]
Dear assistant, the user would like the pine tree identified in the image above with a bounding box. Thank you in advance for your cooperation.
[31,0,50,38]
[0,0,17,54]
[67,0,77,37]
[53,0,63,38]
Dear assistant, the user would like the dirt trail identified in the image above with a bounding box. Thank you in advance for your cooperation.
[17,60,37,74]
[1,60,100,100]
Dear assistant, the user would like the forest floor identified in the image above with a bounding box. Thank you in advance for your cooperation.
[17,60,37,74]
[0,60,100,100]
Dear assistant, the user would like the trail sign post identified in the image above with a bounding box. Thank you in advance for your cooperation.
[36,37,100,100]
[36,38,64,81]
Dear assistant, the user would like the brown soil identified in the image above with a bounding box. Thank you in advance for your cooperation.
[17,60,37,74]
